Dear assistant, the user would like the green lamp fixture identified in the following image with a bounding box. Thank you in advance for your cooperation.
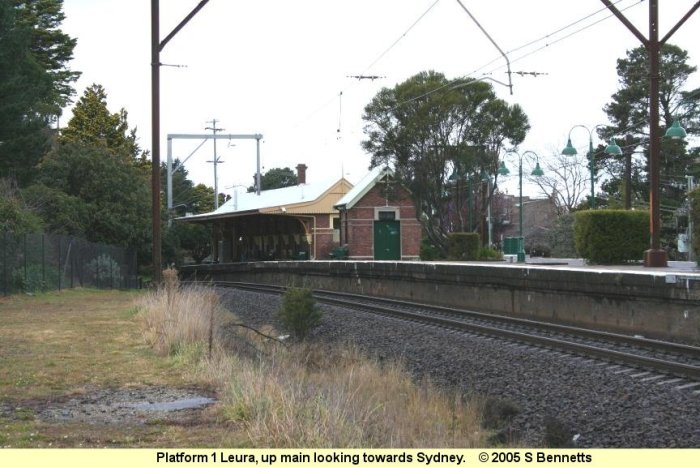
[665,120,687,139]
[497,161,510,176]
[604,138,623,155]
[561,138,577,156]
[531,162,544,177]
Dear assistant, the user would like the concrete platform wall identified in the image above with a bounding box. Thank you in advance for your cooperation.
[181,261,700,344]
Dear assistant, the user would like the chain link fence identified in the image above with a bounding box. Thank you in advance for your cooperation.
[1,232,139,295]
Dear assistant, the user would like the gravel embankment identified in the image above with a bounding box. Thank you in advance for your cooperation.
[218,287,700,448]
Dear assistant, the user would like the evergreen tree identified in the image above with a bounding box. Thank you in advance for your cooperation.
[362,71,529,253]
[247,167,298,192]
[26,143,150,247]
[60,84,142,160]
[0,0,78,185]
[10,0,79,115]
[24,85,150,249]
[600,44,699,208]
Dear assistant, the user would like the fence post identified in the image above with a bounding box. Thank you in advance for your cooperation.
[70,243,74,289]
[3,232,7,296]
[109,247,114,289]
[133,248,138,289]
[57,236,62,291]
[96,245,100,289]
[41,234,45,286]
[24,234,27,288]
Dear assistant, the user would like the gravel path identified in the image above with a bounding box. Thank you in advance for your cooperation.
[219,287,700,448]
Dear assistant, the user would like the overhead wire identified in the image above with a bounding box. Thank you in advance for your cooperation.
[289,0,443,131]
[290,0,645,137]
[484,0,646,75]
[380,0,647,114]
[469,0,632,78]
[361,0,442,76]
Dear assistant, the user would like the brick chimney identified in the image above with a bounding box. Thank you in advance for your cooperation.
[296,163,308,185]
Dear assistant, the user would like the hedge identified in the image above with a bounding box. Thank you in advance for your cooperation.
[447,232,480,261]
[574,209,649,264]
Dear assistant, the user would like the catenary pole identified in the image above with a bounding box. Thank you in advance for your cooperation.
[151,0,210,284]
[600,0,700,267]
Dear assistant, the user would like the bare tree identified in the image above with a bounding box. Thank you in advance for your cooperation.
[526,151,590,215]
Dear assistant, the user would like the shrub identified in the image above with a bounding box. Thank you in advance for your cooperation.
[419,237,444,261]
[12,264,60,293]
[446,232,480,261]
[527,243,551,258]
[543,416,575,448]
[574,209,649,264]
[478,247,503,261]
[277,287,322,341]
[690,188,700,261]
[0,186,43,234]
[547,213,577,258]
[86,253,121,287]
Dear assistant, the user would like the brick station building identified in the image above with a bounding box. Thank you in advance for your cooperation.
[181,164,421,262]
[334,165,421,260]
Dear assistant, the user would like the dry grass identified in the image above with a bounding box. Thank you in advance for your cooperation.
[211,344,485,447]
[137,269,230,357]
[1,274,491,448]
[137,272,489,447]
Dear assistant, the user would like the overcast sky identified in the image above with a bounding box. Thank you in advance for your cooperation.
[60,0,700,199]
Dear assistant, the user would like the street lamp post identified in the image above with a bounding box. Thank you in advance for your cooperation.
[561,125,622,209]
[499,150,544,263]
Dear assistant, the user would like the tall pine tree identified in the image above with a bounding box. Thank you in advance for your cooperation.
[600,44,699,208]
[60,84,143,161]
[0,0,78,185]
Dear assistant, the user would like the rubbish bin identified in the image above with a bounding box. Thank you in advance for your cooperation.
[503,237,514,255]
[503,237,523,255]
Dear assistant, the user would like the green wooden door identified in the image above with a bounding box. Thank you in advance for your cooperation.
[373,220,400,260]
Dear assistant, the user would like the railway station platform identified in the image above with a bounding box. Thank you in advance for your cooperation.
[182,258,700,344]
[515,257,699,274]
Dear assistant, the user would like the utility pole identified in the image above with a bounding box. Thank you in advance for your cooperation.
[205,119,224,209]
[151,0,210,284]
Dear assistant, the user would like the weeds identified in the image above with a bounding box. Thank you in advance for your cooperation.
[137,268,229,357]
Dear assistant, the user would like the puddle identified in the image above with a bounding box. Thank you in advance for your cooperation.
[129,397,215,412]
[27,387,218,425]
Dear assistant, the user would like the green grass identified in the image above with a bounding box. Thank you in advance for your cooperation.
[0,287,243,447]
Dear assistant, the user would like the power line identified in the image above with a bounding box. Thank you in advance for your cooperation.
[290,0,442,131]
[373,1,646,114]
[482,0,645,76]
[347,75,386,81]
[360,0,442,75]
[290,0,647,139]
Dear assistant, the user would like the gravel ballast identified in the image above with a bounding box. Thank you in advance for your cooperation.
[219,287,700,448]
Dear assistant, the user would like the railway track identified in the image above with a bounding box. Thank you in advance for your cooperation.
[206,280,700,384]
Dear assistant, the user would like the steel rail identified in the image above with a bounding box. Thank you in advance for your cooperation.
[204,280,700,380]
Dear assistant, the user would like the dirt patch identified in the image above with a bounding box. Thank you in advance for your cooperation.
[1,386,216,426]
